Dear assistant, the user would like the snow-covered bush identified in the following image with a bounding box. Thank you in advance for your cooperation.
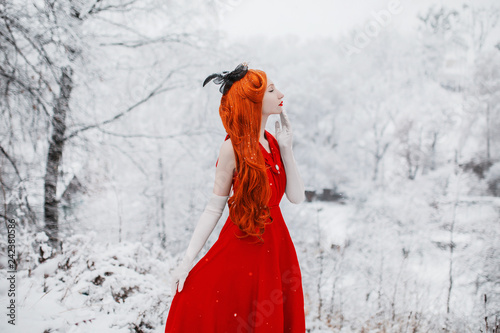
[2,232,176,333]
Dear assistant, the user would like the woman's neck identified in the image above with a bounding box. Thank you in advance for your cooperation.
[260,114,269,142]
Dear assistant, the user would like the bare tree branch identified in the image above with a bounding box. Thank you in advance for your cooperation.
[0,143,37,223]
[95,127,210,140]
[88,0,138,16]
[0,143,22,181]
[64,66,189,141]
[99,33,198,48]
[0,71,51,117]
[3,15,61,85]
[0,16,57,98]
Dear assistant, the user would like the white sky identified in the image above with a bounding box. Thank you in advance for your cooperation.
[219,0,498,41]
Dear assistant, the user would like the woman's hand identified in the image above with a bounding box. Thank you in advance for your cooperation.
[170,257,193,294]
[169,193,228,294]
[275,109,293,151]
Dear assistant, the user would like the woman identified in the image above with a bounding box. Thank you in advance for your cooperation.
[164,62,306,332]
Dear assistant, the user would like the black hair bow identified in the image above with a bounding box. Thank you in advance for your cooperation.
[203,62,249,95]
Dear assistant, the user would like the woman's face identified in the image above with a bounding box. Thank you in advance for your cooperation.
[261,79,284,116]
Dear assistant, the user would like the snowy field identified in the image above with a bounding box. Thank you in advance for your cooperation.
[1,172,498,332]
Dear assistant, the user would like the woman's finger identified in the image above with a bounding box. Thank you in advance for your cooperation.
[284,110,292,130]
[280,109,291,131]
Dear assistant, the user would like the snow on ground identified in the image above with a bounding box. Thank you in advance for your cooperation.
[1,178,498,332]
[0,232,174,333]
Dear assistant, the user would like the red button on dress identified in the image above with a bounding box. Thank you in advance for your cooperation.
[164,130,306,333]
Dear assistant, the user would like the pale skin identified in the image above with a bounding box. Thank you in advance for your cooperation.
[213,78,305,204]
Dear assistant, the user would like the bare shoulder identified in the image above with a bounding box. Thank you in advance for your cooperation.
[217,138,235,170]
[213,138,236,196]
[219,138,235,159]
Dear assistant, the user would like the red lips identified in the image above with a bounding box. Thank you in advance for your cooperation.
[279,101,283,106]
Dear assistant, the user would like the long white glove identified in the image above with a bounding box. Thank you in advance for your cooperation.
[170,193,228,294]
[275,109,306,204]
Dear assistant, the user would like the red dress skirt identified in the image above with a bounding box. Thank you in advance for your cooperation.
[164,130,306,333]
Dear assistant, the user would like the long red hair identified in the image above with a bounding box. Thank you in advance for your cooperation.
[219,69,272,243]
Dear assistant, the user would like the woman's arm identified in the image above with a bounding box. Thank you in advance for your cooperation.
[280,146,305,204]
[184,140,234,261]
[275,110,305,204]
[171,140,235,293]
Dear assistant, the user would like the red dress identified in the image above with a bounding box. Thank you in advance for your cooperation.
[164,130,306,333]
